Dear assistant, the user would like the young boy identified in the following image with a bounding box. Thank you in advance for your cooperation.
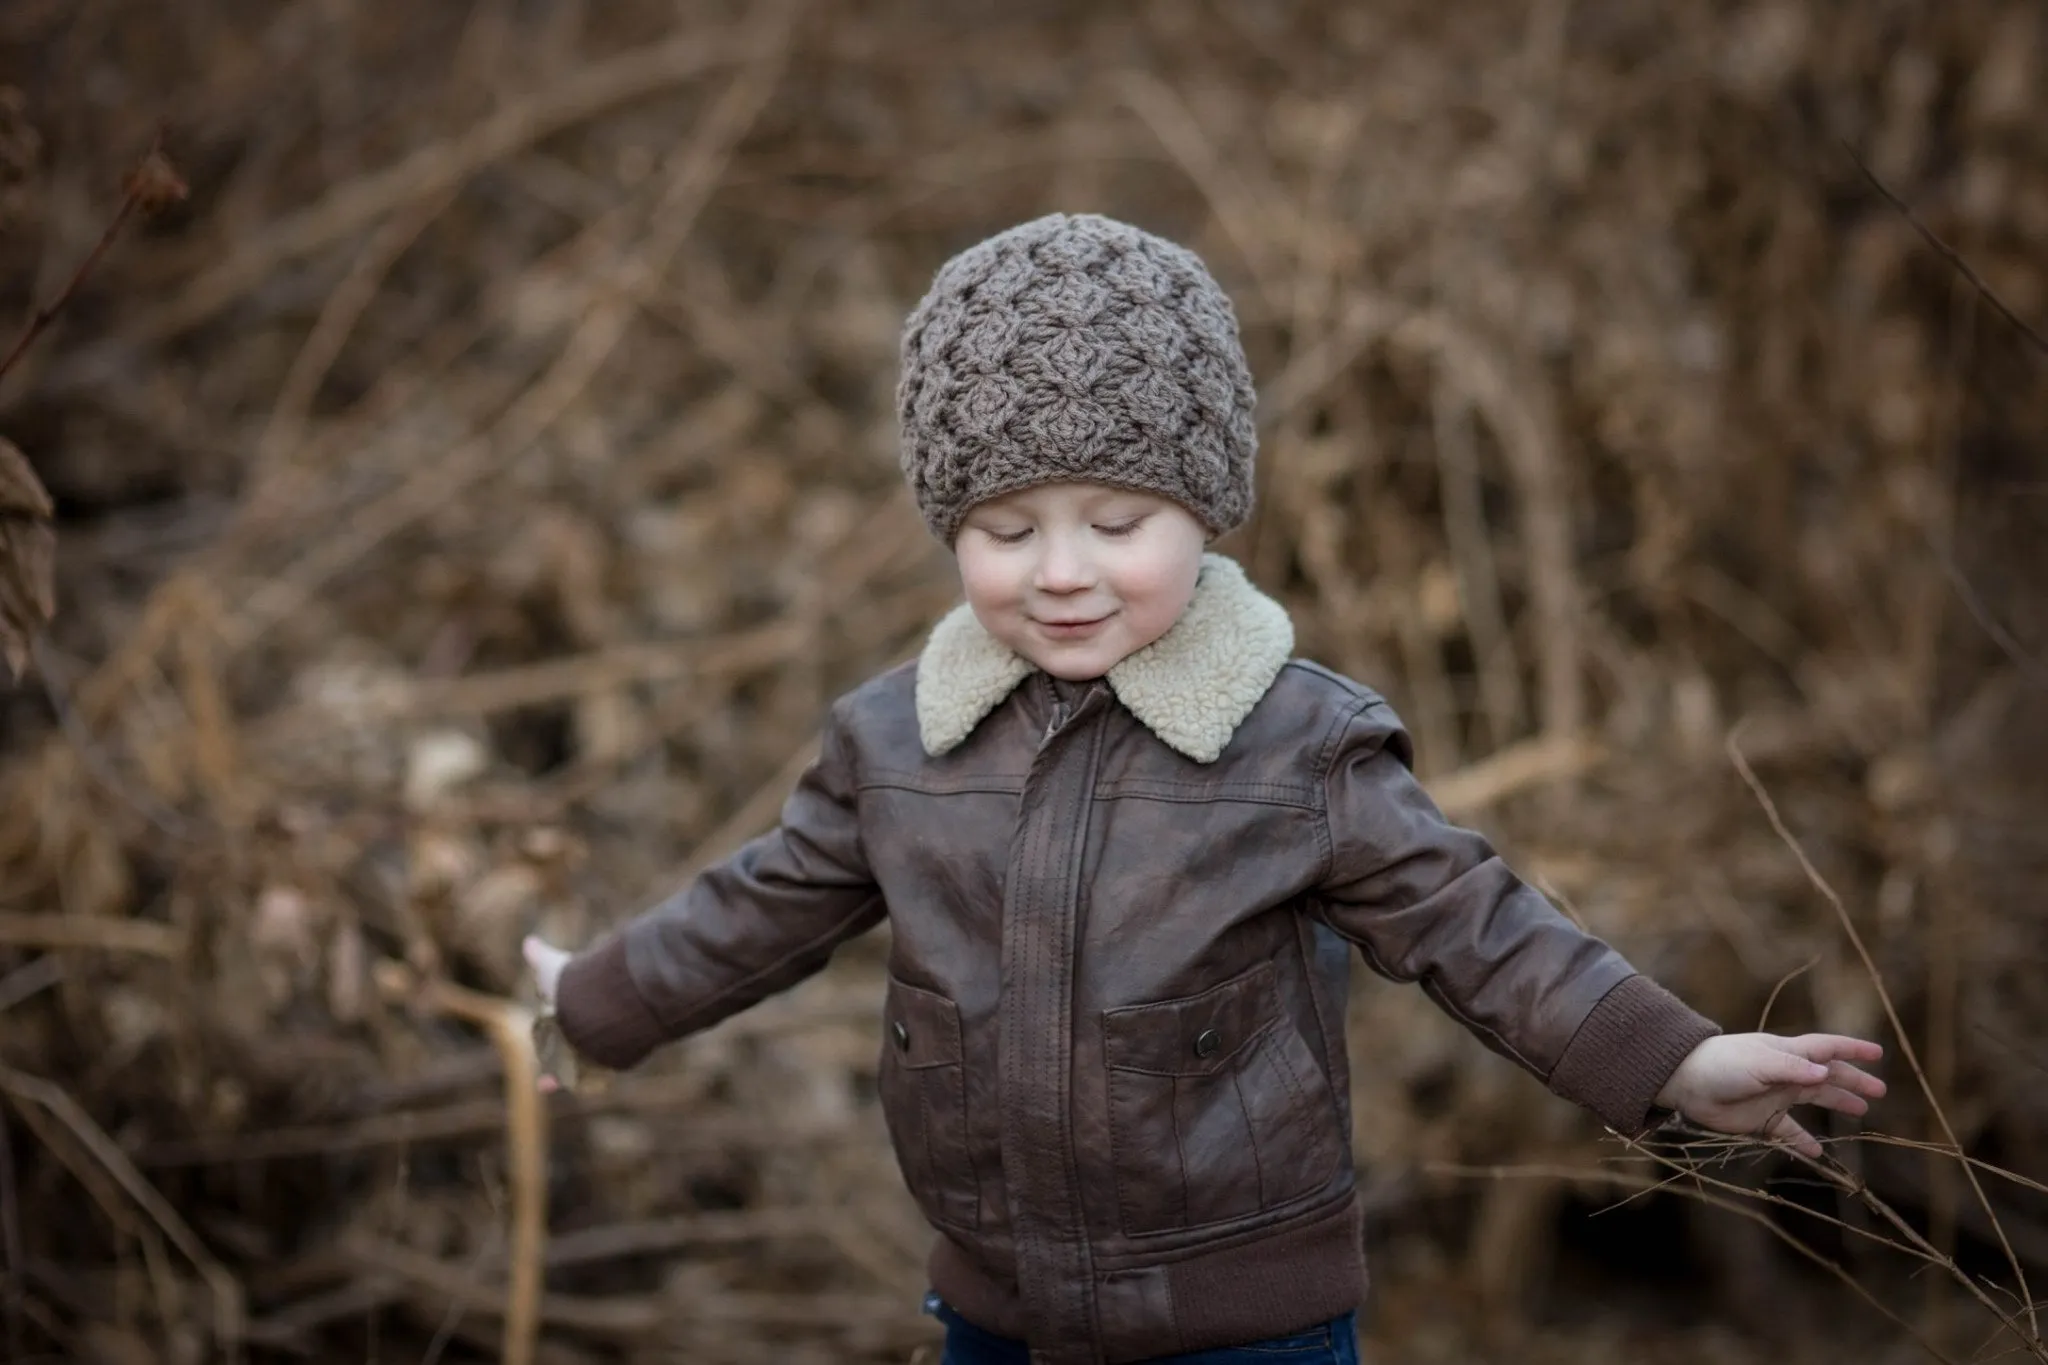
[524,214,1885,1365]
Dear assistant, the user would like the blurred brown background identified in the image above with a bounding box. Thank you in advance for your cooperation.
[0,1,2044,1362]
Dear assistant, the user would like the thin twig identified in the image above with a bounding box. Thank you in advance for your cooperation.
[72,33,753,356]
[1390,312,1583,738]
[226,6,798,650]
[32,636,202,844]
[1426,734,1604,819]
[1632,1134,1967,1271]
[0,910,185,957]
[0,957,63,1015]
[1117,70,1288,309]
[667,734,823,887]
[1756,954,1819,1033]
[1728,726,2041,1345]
[1430,1159,1960,1364]
[1917,520,2048,688]
[420,1223,502,1365]
[0,1063,244,1360]
[1847,1132,2048,1202]
[0,134,186,387]
[1803,1149,2047,1359]
[1840,138,2048,364]
[0,1101,21,1364]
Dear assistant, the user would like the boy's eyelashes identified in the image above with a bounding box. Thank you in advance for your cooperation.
[975,518,1147,545]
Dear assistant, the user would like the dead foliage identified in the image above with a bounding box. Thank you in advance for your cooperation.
[0,1,2044,1362]
[0,123,185,681]
[0,436,54,679]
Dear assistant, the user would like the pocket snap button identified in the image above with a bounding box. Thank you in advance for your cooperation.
[1193,1028,1221,1059]
[892,1020,911,1053]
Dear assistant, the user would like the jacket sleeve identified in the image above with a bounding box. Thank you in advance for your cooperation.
[553,697,885,1070]
[1310,697,1718,1135]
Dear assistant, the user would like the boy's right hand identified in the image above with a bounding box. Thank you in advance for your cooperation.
[522,935,576,1093]
[523,934,571,1007]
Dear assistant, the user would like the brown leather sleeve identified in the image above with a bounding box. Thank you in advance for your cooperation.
[554,699,885,1070]
[1312,698,1719,1134]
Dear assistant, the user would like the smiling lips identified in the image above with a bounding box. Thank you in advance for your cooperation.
[1034,614,1110,637]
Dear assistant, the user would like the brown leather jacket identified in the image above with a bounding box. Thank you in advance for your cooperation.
[557,556,1718,1364]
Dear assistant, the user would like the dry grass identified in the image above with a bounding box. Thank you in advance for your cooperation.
[0,1,2045,1361]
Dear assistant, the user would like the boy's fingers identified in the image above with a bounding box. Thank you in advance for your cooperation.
[1808,1086,1870,1117]
[1759,1051,1830,1087]
[1792,1034,1884,1064]
[1763,1112,1822,1159]
[1825,1061,1887,1098]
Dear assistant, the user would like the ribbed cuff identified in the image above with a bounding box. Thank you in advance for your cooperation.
[554,934,668,1071]
[1548,973,1720,1136]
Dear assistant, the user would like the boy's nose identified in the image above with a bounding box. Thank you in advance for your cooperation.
[1032,538,1097,592]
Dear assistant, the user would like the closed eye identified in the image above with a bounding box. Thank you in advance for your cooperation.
[1096,519,1144,538]
[981,526,1032,545]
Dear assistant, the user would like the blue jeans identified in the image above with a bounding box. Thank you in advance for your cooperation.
[926,1295,1361,1365]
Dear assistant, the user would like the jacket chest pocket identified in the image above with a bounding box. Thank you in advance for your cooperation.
[1103,960,1345,1236]
[877,976,981,1230]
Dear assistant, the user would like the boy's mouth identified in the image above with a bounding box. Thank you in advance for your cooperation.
[1033,613,1112,639]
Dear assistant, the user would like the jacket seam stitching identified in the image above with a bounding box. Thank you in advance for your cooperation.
[1094,1185,1357,1259]
[1231,1068,1267,1211]
[1092,778,1314,797]
[1295,913,1346,1131]
[1419,977,1541,1073]
[1173,1073,1191,1230]
[824,700,869,873]
[1265,1026,1314,1122]
[860,775,1025,796]
[1091,789,1317,810]
[1108,1070,1136,1231]
[1313,696,1380,886]
[946,1059,982,1228]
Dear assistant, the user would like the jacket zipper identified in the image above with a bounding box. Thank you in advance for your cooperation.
[1043,699,1070,744]
[1004,682,1106,1359]
[1039,672,1073,746]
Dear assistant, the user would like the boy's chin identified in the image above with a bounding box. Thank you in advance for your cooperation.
[1038,661,1112,682]
[1020,644,1127,681]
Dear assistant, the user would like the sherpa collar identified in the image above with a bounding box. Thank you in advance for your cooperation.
[914,554,1294,764]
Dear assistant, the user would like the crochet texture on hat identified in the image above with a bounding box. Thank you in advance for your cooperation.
[896,213,1257,545]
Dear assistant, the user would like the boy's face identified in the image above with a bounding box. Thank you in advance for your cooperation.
[955,483,1207,681]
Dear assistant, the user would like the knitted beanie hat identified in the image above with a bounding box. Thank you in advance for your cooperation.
[896,213,1257,545]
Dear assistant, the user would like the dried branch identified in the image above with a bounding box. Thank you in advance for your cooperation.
[374,965,550,1365]
[0,1062,243,1360]
[0,135,186,388]
[1728,727,2041,1345]
[0,1101,21,1365]
[1841,138,2048,364]
[1430,1158,1962,1364]
[0,437,54,679]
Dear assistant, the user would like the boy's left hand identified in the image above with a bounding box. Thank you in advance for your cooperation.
[1654,1033,1887,1158]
